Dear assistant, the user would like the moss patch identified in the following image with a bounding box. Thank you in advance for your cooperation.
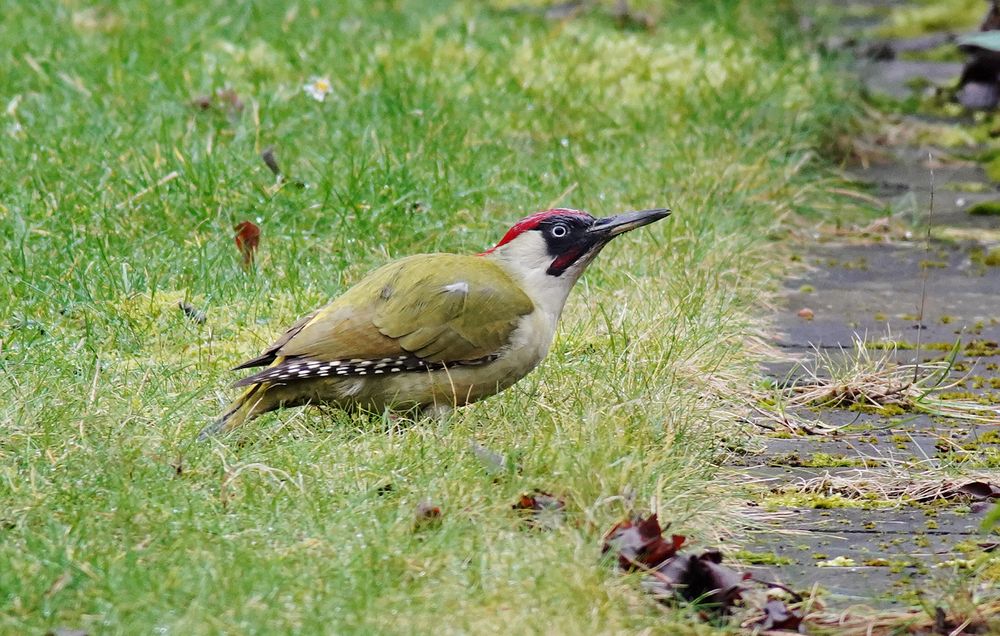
[731,550,794,566]
[968,200,1000,216]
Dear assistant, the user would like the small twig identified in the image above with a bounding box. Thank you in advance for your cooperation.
[116,170,180,209]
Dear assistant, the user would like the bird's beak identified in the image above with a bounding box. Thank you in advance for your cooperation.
[587,208,671,240]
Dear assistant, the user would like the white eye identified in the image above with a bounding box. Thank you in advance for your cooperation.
[551,224,569,238]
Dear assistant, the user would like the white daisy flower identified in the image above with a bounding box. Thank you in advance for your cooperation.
[303,76,332,102]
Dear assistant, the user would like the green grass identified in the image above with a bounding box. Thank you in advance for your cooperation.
[1,1,855,633]
[874,0,984,38]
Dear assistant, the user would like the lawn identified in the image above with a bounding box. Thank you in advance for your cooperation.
[1,1,854,633]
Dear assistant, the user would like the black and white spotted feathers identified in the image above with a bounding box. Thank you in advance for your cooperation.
[233,353,499,387]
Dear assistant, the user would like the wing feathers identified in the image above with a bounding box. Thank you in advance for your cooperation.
[233,352,501,387]
[234,254,534,387]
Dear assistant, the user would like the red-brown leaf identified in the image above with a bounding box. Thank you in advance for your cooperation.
[512,490,565,529]
[414,501,441,529]
[234,221,260,268]
[957,481,1000,500]
[686,550,747,610]
[752,599,804,632]
[602,513,685,570]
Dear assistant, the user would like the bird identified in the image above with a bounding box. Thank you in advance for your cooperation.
[200,206,670,439]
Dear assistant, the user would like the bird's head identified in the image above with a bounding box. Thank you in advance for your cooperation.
[482,207,670,276]
[480,206,670,315]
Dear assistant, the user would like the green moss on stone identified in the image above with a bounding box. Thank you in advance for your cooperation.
[968,200,1000,216]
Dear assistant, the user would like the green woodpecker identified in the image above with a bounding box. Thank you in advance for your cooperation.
[201,207,670,439]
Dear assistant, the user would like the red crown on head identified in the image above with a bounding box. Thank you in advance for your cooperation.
[481,208,592,254]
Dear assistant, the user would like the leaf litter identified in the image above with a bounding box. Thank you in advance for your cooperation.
[602,513,1000,634]
[414,501,441,530]
[512,490,565,530]
[601,513,803,628]
[234,221,260,269]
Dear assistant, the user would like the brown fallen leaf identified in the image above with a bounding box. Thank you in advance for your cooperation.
[190,88,243,116]
[602,513,685,570]
[512,490,565,529]
[414,500,441,529]
[647,550,748,613]
[234,221,260,269]
[177,300,206,324]
[797,307,815,320]
[602,514,808,620]
[749,598,804,632]
[957,481,1000,500]
[261,146,282,178]
[612,0,656,31]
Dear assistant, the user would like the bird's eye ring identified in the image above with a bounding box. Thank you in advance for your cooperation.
[551,223,569,238]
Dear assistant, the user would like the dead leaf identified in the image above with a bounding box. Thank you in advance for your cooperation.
[46,629,88,636]
[234,221,260,269]
[642,550,749,614]
[957,481,1000,500]
[602,513,685,570]
[750,598,804,632]
[512,490,565,529]
[190,88,243,116]
[259,146,304,188]
[612,0,656,31]
[601,515,811,619]
[683,550,748,609]
[414,501,441,529]
[797,307,815,320]
[177,301,206,324]
[261,146,282,178]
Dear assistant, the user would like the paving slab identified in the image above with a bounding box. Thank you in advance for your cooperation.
[742,20,1000,609]
[775,242,1000,350]
[860,60,963,99]
[740,507,991,604]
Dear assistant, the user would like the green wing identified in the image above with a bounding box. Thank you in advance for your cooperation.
[246,254,534,367]
[372,255,535,361]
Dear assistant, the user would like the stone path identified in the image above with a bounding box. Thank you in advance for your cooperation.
[734,6,1000,608]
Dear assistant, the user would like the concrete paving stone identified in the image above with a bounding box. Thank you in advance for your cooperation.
[860,60,964,100]
[855,156,986,191]
[882,33,957,55]
[741,12,1000,608]
[734,432,945,468]
[775,242,1000,350]
[739,507,990,606]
